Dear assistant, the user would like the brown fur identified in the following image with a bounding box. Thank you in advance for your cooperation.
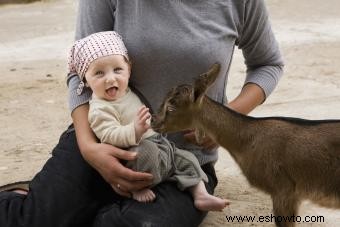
[152,63,340,227]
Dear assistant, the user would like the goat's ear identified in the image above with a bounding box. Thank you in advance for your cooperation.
[193,63,221,102]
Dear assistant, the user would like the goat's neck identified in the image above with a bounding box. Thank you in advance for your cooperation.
[194,96,253,151]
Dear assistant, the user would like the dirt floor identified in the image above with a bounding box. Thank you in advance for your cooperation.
[1,0,340,226]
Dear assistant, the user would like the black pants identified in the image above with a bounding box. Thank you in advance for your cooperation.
[0,127,218,227]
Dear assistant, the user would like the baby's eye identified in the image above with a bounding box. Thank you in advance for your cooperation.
[114,67,123,73]
[94,71,104,77]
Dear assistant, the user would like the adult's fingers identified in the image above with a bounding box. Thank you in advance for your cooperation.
[183,130,218,150]
[183,130,196,144]
[111,184,131,198]
[201,139,218,150]
[111,160,153,191]
[119,165,153,182]
[110,146,138,161]
[116,178,152,192]
[108,161,153,192]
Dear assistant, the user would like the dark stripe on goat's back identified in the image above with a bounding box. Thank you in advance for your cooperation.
[209,97,340,126]
[257,116,340,126]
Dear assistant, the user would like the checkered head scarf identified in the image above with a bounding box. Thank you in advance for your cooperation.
[68,31,129,95]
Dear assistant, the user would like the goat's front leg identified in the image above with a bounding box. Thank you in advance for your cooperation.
[271,194,299,227]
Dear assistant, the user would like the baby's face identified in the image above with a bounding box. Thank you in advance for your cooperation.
[85,55,131,101]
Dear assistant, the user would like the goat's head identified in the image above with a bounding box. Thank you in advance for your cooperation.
[152,63,220,133]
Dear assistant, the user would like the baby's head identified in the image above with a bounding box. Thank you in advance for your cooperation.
[68,31,131,101]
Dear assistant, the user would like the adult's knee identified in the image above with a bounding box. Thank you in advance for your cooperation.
[93,183,205,227]
[93,202,172,227]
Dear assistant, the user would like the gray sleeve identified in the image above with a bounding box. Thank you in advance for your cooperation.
[67,0,115,113]
[67,74,92,113]
[236,0,284,98]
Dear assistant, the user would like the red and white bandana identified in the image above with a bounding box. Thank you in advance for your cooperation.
[68,31,129,95]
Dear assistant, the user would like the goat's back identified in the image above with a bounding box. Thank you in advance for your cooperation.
[246,117,340,203]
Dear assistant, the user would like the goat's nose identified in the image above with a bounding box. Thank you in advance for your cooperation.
[150,115,159,128]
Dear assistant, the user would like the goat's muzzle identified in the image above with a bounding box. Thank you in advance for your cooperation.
[150,114,163,133]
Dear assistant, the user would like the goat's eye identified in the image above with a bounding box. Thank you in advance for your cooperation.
[167,106,176,113]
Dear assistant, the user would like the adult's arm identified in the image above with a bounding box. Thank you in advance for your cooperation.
[185,0,283,147]
[231,0,284,113]
[238,0,284,95]
[227,83,265,114]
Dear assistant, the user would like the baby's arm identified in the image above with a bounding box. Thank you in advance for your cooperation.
[89,104,141,147]
[134,106,151,142]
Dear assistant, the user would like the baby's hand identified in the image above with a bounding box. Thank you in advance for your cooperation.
[134,106,151,141]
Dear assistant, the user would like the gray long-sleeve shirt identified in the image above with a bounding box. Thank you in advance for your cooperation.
[68,0,284,164]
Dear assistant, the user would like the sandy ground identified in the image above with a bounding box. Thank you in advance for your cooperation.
[1,0,340,226]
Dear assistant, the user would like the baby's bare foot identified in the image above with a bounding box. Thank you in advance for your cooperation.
[132,188,156,203]
[194,194,229,211]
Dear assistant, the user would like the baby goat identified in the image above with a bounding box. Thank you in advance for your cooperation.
[152,63,340,227]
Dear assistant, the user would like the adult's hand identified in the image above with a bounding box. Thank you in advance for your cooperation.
[84,142,154,197]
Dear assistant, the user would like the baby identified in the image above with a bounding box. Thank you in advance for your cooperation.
[67,31,228,211]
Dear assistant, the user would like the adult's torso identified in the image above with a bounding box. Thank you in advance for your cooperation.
[113,0,244,112]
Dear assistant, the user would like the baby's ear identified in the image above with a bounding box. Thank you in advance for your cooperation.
[126,58,132,74]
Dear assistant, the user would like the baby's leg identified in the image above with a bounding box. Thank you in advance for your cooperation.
[189,181,229,211]
[126,139,164,186]
[132,188,156,203]
[127,137,173,203]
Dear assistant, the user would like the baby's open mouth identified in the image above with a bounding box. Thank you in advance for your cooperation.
[106,86,118,97]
